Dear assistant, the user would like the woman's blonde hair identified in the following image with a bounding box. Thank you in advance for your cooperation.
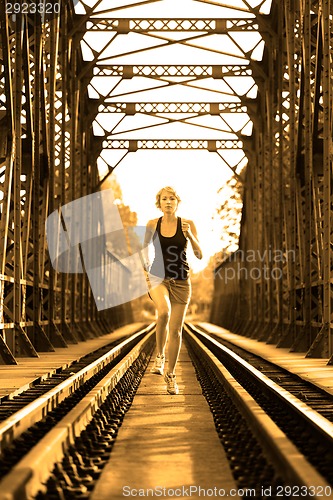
[155,186,181,209]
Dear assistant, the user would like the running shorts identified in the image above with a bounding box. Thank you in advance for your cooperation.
[146,274,191,305]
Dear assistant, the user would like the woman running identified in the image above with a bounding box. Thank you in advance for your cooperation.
[142,186,202,395]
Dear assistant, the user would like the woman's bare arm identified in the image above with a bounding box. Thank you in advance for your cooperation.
[141,219,156,270]
[181,219,203,259]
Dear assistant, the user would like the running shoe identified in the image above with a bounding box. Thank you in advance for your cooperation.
[150,354,165,375]
[164,373,179,395]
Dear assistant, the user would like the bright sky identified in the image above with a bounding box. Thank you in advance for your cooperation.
[75,0,271,272]
[105,149,234,272]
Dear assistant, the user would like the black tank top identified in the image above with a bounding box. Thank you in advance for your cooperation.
[150,217,190,280]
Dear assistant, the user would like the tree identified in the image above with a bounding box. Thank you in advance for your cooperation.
[212,176,243,261]
[102,174,138,258]
[101,174,150,320]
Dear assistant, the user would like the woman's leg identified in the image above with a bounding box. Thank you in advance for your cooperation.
[149,283,171,356]
[167,302,188,375]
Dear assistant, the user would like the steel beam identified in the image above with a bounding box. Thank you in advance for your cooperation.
[85,18,260,33]
[96,102,250,114]
[93,64,254,78]
[103,139,243,150]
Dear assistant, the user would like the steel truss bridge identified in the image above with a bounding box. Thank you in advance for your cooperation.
[0,0,332,364]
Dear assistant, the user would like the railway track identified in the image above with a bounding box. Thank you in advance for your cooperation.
[0,322,332,499]
[0,327,154,423]
[184,323,333,496]
[0,324,156,498]
[190,323,333,419]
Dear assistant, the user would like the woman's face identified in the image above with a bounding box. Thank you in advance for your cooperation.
[159,190,178,214]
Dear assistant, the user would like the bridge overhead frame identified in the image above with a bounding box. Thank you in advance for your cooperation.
[0,0,332,363]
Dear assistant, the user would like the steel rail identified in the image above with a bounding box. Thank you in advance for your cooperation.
[184,325,332,498]
[0,323,155,455]
[185,323,333,440]
[0,327,155,500]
